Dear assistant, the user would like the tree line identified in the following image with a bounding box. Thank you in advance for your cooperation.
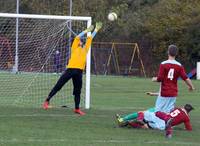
[0,0,199,75]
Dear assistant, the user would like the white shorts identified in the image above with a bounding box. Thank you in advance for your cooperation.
[155,96,176,113]
[144,111,165,130]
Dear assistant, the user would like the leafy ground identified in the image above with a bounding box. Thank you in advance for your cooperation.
[0,75,199,146]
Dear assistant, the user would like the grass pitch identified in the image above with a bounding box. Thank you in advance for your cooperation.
[0,74,199,146]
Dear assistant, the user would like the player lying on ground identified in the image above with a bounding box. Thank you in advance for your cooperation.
[116,104,194,138]
[116,92,158,126]
[43,22,103,115]
[156,103,193,138]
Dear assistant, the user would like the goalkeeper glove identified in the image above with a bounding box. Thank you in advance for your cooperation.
[95,22,103,31]
[85,25,94,32]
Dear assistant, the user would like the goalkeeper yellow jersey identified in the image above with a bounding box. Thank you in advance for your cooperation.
[67,36,92,70]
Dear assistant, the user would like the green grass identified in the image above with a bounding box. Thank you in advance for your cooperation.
[0,74,200,146]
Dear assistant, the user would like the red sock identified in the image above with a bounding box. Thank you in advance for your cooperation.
[129,122,143,128]
[137,112,144,121]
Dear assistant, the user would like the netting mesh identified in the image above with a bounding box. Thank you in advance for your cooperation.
[0,16,88,108]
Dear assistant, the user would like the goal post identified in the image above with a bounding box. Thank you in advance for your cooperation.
[197,62,200,80]
[85,20,92,109]
[0,13,92,109]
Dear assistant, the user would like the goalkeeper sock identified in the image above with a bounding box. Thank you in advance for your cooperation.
[122,112,138,121]
[74,94,80,109]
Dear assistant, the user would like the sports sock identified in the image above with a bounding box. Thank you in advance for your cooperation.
[122,108,155,121]
[129,122,143,128]
[74,94,80,109]
[137,112,144,121]
[122,112,138,121]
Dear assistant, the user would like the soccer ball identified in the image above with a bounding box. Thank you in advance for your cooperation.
[108,12,117,21]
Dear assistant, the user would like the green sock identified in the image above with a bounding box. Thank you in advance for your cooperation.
[122,107,155,122]
[122,112,138,121]
[147,107,155,112]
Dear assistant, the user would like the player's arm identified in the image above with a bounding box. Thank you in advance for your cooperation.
[84,36,92,53]
[184,78,195,91]
[71,25,94,51]
[152,77,157,82]
[78,25,94,38]
[146,92,159,96]
[152,64,164,82]
[184,120,192,131]
[180,67,195,91]
[85,22,102,52]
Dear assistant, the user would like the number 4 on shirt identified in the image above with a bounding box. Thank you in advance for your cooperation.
[168,68,174,80]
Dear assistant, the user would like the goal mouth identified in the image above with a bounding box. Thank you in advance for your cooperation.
[0,13,92,109]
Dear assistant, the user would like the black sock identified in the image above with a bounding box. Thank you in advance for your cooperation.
[74,94,80,109]
[45,97,50,102]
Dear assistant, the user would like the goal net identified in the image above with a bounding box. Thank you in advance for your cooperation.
[0,13,91,109]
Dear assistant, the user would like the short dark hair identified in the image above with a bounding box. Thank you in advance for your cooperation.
[184,104,194,113]
[168,44,178,57]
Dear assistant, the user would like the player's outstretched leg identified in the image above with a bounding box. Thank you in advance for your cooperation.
[127,121,147,129]
[43,70,72,110]
[136,112,145,125]
[116,114,128,127]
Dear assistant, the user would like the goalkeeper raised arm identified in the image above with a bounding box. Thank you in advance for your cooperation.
[43,22,103,115]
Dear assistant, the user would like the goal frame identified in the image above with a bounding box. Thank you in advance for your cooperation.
[0,13,92,109]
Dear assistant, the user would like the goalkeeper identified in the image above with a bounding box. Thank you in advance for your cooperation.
[43,22,103,115]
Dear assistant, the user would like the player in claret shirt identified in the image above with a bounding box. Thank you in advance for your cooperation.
[152,45,195,113]
[156,104,194,138]
[120,104,194,138]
